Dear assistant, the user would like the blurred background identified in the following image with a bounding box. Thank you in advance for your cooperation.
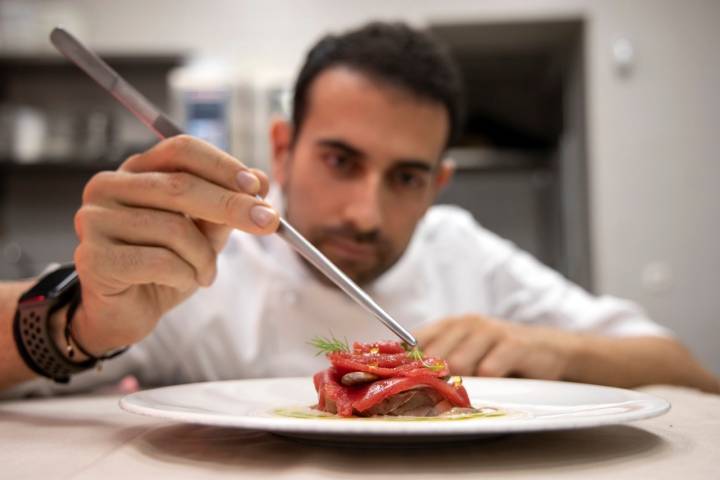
[0,0,718,374]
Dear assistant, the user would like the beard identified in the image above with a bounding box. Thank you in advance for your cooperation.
[299,222,401,286]
[279,162,405,287]
[282,196,401,286]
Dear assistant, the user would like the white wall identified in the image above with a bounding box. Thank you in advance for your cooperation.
[10,0,719,373]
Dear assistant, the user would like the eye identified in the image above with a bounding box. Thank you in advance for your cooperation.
[322,152,358,176]
[389,169,428,190]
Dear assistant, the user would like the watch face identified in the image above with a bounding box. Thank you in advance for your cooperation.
[21,265,77,303]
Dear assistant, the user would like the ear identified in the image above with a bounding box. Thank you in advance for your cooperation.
[269,117,293,187]
[433,157,455,193]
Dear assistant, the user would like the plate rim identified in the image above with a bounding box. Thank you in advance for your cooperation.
[119,377,671,436]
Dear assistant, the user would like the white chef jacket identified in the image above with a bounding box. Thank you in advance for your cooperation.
[6,200,671,398]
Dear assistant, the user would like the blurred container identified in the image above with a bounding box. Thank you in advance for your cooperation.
[12,106,47,163]
[42,110,77,160]
[77,110,115,161]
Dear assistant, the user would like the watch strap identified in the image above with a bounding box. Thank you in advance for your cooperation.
[13,265,96,383]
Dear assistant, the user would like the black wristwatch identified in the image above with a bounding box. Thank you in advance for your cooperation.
[13,264,99,383]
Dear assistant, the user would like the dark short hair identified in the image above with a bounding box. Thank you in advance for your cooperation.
[291,21,464,149]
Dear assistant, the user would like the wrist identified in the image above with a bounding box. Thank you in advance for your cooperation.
[70,302,131,358]
[50,296,130,365]
[49,304,92,362]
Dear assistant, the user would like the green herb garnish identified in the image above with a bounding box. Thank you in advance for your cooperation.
[402,342,425,361]
[407,347,424,362]
[423,360,446,372]
[308,335,350,356]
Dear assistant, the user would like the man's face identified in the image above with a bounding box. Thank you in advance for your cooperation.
[271,67,452,285]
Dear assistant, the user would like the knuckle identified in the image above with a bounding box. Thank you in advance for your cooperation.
[212,150,237,174]
[200,253,219,286]
[163,172,194,197]
[82,171,113,203]
[202,245,218,270]
[168,133,192,150]
[149,248,175,269]
[73,208,87,239]
[74,205,102,240]
[160,213,191,238]
[160,134,194,158]
[128,209,153,231]
[119,153,144,171]
[221,191,245,218]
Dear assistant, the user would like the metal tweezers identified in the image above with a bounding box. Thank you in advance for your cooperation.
[50,27,417,347]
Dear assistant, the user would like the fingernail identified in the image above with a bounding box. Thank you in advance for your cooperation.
[250,205,277,228]
[236,171,260,194]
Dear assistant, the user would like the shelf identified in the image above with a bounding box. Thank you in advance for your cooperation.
[447,147,551,171]
[0,158,122,174]
[0,52,185,68]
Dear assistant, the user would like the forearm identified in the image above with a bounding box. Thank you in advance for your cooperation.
[0,281,36,390]
[0,280,78,391]
[563,334,720,393]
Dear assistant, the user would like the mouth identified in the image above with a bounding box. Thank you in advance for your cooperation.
[322,236,379,263]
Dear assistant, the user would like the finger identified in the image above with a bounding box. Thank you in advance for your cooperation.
[476,339,526,378]
[76,205,218,286]
[75,242,197,293]
[83,170,279,235]
[414,318,453,348]
[120,135,270,197]
[421,321,469,359]
[249,168,271,198]
[515,350,565,380]
[445,330,499,376]
[196,220,233,254]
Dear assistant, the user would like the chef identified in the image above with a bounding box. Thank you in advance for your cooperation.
[1,21,717,396]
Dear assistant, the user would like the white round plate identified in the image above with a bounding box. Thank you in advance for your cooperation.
[120,377,670,444]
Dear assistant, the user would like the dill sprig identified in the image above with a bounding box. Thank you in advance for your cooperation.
[402,342,425,362]
[308,335,350,356]
[407,347,424,362]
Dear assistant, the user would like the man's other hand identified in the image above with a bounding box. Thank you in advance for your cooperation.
[415,315,578,380]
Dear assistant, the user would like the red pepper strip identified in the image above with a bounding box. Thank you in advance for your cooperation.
[313,368,354,417]
[328,352,449,378]
[351,375,471,413]
[314,368,471,417]
[352,341,406,354]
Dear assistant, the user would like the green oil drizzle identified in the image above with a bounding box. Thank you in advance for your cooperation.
[273,406,507,422]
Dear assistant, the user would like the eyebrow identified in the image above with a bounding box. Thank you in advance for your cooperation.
[316,138,436,172]
[316,139,365,159]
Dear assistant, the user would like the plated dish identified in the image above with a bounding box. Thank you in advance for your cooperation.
[120,375,670,444]
[311,339,479,418]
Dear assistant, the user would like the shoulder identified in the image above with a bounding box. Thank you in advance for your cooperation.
[414,204,482,243]
[415,205,513,253]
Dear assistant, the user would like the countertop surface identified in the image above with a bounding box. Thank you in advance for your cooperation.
[2,384,718,479]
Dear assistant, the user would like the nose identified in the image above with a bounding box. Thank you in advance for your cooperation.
[342,172,383,233]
